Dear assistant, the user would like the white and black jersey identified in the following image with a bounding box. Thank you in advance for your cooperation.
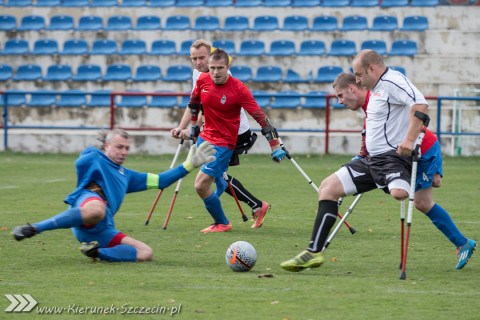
[366,68,428,156]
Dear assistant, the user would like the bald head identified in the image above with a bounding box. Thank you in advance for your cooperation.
[352,49,387,90]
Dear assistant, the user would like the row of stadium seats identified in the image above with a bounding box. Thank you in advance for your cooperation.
[0,0,441,8]
[0,14,429,32]
[0,89,340,109]
[0,62,405,82]
[0,38,418,56]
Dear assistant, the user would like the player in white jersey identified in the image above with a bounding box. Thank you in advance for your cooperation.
[171,40,271,229]
[281,50,430,272]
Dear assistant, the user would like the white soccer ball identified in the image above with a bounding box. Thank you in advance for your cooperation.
[225,241,257,272]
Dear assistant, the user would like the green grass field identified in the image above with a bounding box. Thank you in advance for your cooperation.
[1,151,479,320]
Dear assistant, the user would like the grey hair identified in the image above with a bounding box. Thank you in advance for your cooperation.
[97,129,129,151]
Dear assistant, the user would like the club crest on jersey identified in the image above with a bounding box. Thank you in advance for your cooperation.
[221,95,227,104]
[119,167,124,175]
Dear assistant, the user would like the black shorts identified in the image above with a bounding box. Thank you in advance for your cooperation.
[337,150,412,196]
[229,130,257,166]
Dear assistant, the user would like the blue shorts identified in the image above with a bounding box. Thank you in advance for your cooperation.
[197,136,234,179]
[416,140,443,192]
[70,190,125,248]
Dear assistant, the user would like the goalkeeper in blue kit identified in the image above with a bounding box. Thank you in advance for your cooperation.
[12,129,215,262]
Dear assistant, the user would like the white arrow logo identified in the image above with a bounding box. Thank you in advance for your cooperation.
[4,294,37,312]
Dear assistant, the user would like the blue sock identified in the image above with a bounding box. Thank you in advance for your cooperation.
[98,245,137,262]
[215,176,228,197]
[203,193,229,225]
[426,203,467,248]
[32,208,83,233]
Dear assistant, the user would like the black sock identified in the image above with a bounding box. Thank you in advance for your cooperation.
[307,200,338,253]
[224,175,262,211]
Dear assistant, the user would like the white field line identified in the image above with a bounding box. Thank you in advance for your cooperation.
[0,185,19,190]
[385,289,480,296]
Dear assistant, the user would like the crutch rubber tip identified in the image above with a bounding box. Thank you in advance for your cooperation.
[162,226,167,230]
[399,271,406,280]
[144,221,149,226]
[242,215,248,222]
[399,262,403,270]
[349,227,357,234]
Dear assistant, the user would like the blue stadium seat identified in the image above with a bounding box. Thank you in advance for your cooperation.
[267,40,296,56]
[315,65,343,82]
[103,64,132,81]
[134,15,161,30]
[230,65,252,82]
[90,39,117,55]
[322,0,349,6]
[27,90,57,107]
[148,39,176,55]
[117,91,147,108]
[148,0,176,6]
[303,91,328,108]
[18,15,45,31]
[73,64,102,81]
[32,39,58,55]
[5,0,32,6]
[34,0,61,6]
[350,0,379,6]
[90,0,117,6]
[164,15,190,30]
[340,15,368,31]
[148,91,178,108]
[120,0,147,6]
[281,15,309,31]
[389,66,406,75]
[361,39,387,55]
[76,15,103,31]
[212,39,235,55]
[1,90,26,106]
[251,15,278,31]
[2,39,29,55]
[380,0,409,6]
[61,0,89,6]
[389,40,417,56]
[271,91,301,109]
[57,90,86,107]
[0,64,13,81]
[251,90,271,108]
[178,94,190,108]
[178,39,195,55]
[87,90,112,107]
[222,15,249,31]
[133,65,162,81]
[328,39,356,56]
[291,0,321,6]
[263,0,291,6]
[48,15,74,30]
[237,40,265,56]
[297,40,326,56]
[176,0,204,6]
[283,69,312,83]
[0,15,17,31]
[370,15,398,31]
[61,39,88,55]
[253,65,282,82]
[311,16,338,31]
[234,0,262,6]
[205,0,233,6]
[410,0,439,6]
[163,65,192,81]
[44,64,72,81]
[105,15,132,31]
[192,15,220,31]
[400,15,428,31]
[119,39,146,55]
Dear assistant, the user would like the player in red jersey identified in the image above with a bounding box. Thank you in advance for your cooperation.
[188,48,286,233]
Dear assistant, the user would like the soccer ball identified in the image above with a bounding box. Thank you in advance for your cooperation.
[225,241,257,272]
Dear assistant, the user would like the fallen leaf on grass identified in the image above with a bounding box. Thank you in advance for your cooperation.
[331,257,337,262]
[257,274,274,278]
[271,301,280,304]
[195,309,204,313]
[1,227,8,231]
[168,299,175,303]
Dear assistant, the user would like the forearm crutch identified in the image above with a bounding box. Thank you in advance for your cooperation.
[399,111,430,280]
[322,193,364,252]
[223,172,248,222]
[162,177,184,230]
[144,139,185,226]
[278,137,357,234]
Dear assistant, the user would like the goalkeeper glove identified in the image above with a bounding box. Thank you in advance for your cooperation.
[183,142,216,172]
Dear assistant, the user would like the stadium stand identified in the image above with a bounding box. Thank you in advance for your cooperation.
[253,65,283,82]
[90,0,118,7]
[0,90,26,106]
[281,15,309,31]
[263,0,291,6]
[5,0,32,6]
[237,40,265,56]
[48,15,74,30]
[251,15,279,31]
[0,64,13,81]
[340,15,368,31]
[26,90,57,107]
[234,0,263,7]
[44,64,72,81]
[133,65,162,81]
[410,0,439,6]
[60,39,89,55]
[389,39,418,56]
[315,65,343,83]
[34,0,61,7]
[251,90,271,108]
[178,39,195,55]
[389,66,406,75]
[230,65,253,82]
[297,40,326,56]
[163,65,192,81]
[148,39,176,55]
[119,39,147,55]
[328,39,357,56]
[303,91,328,108]
[73,64,102,81]
[103,64,132,81]
[370,15,398,31]
[192,15,220,31]
[400,15,429,31]
[119,0,148,6]
[13,64,42,81]
[176,0,205,6]
[18,15,45,31]
[361,39,387,55]
[31,39,58,55]
[76,15,103,31]
[105,15,132,30]
[283,69,312,83]
[0,15,17,31]
[2,39,29,55]
[380,0,409,6]
[267,40,296,56]
[212,39,236,55]
[90,39,117,55]
[222,15,249,31]
[164,15,190,30]
[61,0,89,6]
[291,0,321,6]
[205,0,234,6]
[147,0,176,6]
[117,91,147,108]
[311,15,338,31]
[86,90,112,107]
[134,15,161,30]
[322,0,350,6]
[57,90,87,107]
[271,91,301,109]
[148,91,178,108]
[350,0,379,6]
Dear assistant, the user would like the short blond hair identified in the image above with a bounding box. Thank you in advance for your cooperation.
[333,72,360,90]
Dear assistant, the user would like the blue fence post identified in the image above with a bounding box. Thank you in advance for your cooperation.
[3,92,8,150]
[437,97,442,144]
